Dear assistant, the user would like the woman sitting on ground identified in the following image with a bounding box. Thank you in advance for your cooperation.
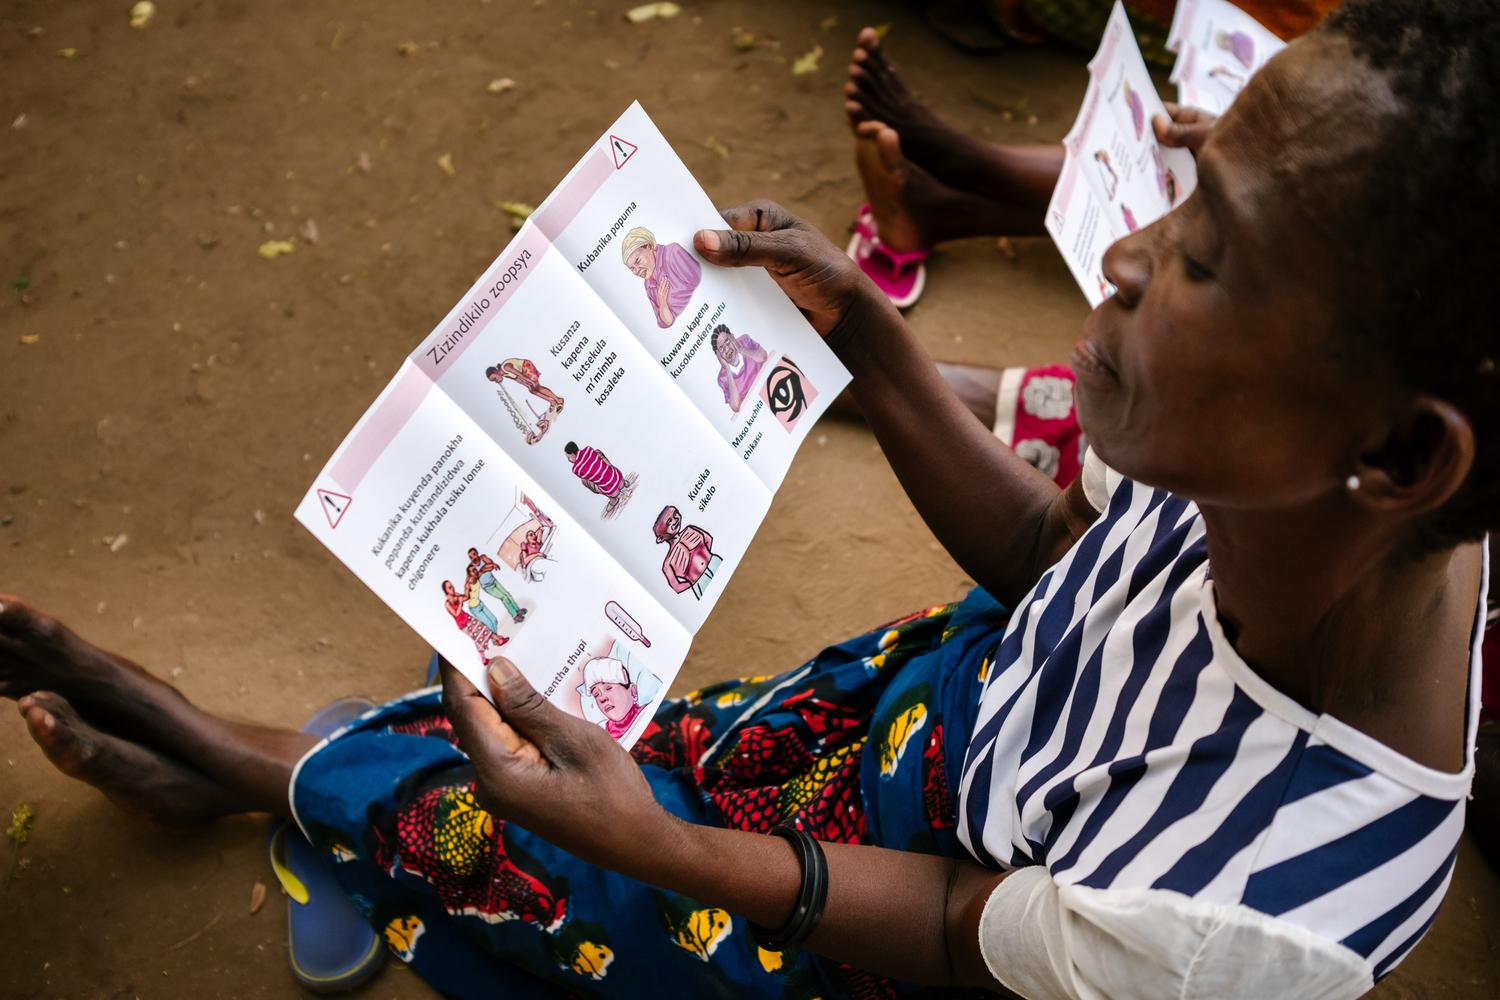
[3,2,1494,996]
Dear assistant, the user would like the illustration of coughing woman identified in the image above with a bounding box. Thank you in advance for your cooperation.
[620,226,701,328]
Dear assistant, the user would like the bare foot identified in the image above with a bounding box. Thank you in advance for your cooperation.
[854,126,933,254]
[844,29,991,181]
[843,27,1064,231]
[19,691,238,829]
[0,596,191,748]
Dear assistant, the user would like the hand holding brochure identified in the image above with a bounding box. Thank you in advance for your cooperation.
[1045,1,1284,306]
[295,103,850,749]
[1166,0,1285,116]
[1044,2,1199,307]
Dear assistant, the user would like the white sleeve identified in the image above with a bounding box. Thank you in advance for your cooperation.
[976,867,1374,1000]
[1078,447,1121,514]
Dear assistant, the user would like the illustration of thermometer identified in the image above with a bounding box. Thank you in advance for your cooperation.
[605,601,651,647]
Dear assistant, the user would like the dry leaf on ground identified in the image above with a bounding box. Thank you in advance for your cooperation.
[7,804,35,847]
[487,77,516,94]
[129,2,155,29]
[792,44,823,75]
[258,240,295,260]
[626,3,681,23]
[18,334,40,346]
[702,136,729,159]
[437,153,456,177]
[249,881,267,915]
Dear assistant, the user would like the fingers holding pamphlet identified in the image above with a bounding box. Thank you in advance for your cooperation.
[295,104,851,747]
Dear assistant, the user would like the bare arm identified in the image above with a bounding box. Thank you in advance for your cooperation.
[443,659,1023,994]
[695,202,1099,605]
[832,292,1099,603]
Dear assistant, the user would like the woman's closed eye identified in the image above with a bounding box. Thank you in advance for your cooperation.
[1180,249,1216,282]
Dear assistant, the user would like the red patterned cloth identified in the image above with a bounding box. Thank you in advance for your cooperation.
[992,364,1086,487]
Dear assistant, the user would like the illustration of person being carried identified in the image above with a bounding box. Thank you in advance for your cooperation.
[486,358,565,444]
[620,226,701,329]
[466,547,527,623]
[653,505,722,599]
[442,579,508,664]
[564,441,637,519]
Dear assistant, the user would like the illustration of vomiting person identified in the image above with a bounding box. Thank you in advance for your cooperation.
[517,495,556,579]
[653,505,722,599]
[582,656,645,740]
[442,579,507,664]
[486,358,564,445]
[466,548,526,623]
[564,441,636,517]
[710,324,769,414]
[620,226,701,329]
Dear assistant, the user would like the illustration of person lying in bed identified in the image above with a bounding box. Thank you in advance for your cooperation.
[581,656,646,740]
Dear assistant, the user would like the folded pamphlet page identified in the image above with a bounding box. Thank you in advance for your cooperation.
[1045,1,1199,306]
[295,102,851,749]
[1166,0,1285,116]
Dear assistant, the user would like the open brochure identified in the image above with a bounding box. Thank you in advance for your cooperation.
[295,103,850,749]
[1044,1,1199,307]
[1046,1,1287,306]
[1166,0,1285,116]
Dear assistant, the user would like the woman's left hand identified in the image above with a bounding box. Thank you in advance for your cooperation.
[440,657,676,871]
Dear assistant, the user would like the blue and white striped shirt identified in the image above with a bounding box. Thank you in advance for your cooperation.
[957,472,1483,981]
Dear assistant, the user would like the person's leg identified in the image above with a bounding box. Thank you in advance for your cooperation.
[831,361,1002,430]
[17,690,245,828]
[470,598,501,633]
[844,26,1065,211]
[851,127,1056,255]
[481,574,523,620]
[0,596,315,818]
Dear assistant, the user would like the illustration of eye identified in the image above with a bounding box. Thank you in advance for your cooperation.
[765,363,807,421]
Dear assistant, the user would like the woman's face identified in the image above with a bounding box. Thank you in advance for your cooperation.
[625,245,656,278]
[590,680,636,721]
[714,335,739,365]
[1075,34,1400,511]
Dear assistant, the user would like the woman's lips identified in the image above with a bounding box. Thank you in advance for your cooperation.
[1070,337,1118,383]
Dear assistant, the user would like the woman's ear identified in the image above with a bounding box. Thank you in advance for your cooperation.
[1350,396,1475,517]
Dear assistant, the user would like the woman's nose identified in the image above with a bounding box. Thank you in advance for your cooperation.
[1101,231,1152,308]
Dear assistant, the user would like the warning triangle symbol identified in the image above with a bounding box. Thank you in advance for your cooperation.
[317,488,352,529]
[609,134,638,170]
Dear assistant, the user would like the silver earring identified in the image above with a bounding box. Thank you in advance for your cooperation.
[1345,475,1361,492]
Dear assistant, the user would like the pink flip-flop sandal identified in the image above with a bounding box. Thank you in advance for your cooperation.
[845,203,928,309]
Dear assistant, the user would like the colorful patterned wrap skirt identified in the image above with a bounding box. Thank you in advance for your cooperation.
[290,588,1012,999]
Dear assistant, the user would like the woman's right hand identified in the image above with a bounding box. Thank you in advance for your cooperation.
[694,201,888,343]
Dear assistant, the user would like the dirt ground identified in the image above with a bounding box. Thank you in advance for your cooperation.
[0,0,1495,997]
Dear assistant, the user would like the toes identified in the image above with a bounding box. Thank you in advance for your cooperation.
[23,691,96,776]
[856,26,881,50]
[875,127,907,173]
[0,597,63,645]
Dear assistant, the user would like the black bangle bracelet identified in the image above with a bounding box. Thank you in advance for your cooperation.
[749,825,830,952]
